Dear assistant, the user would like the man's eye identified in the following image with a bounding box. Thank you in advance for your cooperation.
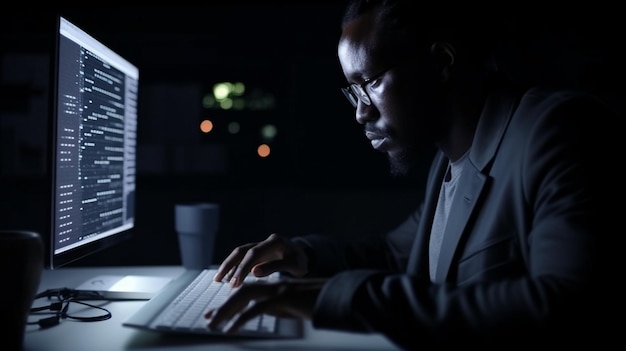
[366,78,382,89]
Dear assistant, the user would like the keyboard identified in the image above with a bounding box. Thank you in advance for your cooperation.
[153,269,277,333]
[123,268,302,338]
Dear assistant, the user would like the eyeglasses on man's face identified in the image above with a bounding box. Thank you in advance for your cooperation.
[341,66,393,108]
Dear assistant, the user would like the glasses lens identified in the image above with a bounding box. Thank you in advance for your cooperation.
[350,84,370,106]
[341,87,358,107]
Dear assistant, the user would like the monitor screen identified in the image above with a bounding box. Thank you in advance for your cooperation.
[49,16,139,268]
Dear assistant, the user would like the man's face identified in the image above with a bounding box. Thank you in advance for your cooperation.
[337,14,446,177]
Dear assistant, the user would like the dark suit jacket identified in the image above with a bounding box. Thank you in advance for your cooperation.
[298,86,624,348]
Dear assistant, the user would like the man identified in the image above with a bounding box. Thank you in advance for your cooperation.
[205,0,622,347]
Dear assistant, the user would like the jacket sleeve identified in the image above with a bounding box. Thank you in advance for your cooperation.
[292,203,424,277]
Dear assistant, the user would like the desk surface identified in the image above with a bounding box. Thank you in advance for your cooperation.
[24,266,400,351]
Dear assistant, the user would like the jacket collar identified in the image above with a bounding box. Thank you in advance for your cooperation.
[469,88,521,172]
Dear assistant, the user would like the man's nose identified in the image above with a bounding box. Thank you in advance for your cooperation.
[355,102,378,125]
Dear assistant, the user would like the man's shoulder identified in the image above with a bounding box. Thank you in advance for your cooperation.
[515,85,619,123]
[521,85,598,105]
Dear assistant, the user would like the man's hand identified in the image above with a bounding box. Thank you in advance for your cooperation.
[213,233,310,287]
[204,278,327,334]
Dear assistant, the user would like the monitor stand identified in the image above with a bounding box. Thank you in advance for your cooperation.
[74,275,173,300]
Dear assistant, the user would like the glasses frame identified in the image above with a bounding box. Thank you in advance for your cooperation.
[341,65,394,108]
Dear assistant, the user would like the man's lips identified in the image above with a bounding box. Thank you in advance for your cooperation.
[365,131,388,151]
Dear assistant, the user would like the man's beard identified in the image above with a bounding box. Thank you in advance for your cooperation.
[387,145,436,179]
[388,151,415,178]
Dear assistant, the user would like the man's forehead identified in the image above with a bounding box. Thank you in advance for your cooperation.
[339,14,392,66]
[339,35,391,76]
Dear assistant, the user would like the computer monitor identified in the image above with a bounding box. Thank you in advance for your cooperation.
[49,16,138,269]
[47,16,171,299]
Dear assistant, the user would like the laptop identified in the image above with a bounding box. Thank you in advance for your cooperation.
[122,268,303,339]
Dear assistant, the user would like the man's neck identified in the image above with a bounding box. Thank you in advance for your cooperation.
[437,99,482,162]
[437,73,488,162]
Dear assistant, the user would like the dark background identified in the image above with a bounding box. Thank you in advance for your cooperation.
[1,2,624,268]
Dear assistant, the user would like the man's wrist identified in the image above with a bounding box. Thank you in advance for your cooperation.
[292,238,314,276]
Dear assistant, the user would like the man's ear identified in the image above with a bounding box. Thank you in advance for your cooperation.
[430,41,456,81]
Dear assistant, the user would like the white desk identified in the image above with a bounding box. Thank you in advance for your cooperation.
[24,266,400,351]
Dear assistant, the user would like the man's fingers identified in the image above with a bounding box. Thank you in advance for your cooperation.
[213,243,255,282]
[205,282,278,330]
[229,235,285,287]
[222,300,271,334]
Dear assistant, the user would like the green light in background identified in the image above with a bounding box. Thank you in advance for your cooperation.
[261,124,277,141]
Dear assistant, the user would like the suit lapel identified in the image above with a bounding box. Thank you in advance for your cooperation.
[433,163,487,283]
[430,89,519,283]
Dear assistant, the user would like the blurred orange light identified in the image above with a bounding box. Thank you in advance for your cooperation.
[257,144,270,158]
[200,120,214,133]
